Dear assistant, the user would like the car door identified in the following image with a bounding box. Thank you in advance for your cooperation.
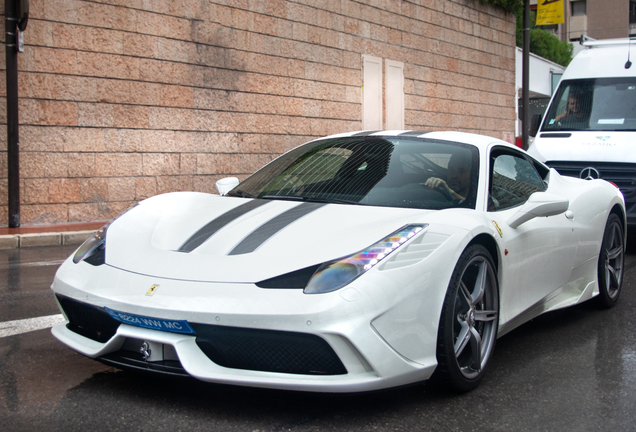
[487,147,578,322]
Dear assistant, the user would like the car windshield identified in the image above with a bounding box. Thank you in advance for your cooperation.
[541,77,636,132]
[228,136,479,210]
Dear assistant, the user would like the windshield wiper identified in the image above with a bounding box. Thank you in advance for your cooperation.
[226,190,255,198]
[262,195,303,201]
[262,195,360,205]
[300,195,360,205]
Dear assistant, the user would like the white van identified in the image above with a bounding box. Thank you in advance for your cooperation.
[527,36,636,228]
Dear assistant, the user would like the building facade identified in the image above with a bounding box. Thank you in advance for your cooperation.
[532,0,636,42]
[1,0,517,226]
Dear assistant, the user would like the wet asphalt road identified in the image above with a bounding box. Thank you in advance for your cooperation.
[1,245,636,431]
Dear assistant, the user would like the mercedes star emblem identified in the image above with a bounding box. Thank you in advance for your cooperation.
[580,167,600,180]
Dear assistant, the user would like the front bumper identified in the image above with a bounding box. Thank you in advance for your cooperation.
[51,260,441,393]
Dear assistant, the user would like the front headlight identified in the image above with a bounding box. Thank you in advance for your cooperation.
[72,205,137,265]
[73,224,109,264]
[304,224,427,294]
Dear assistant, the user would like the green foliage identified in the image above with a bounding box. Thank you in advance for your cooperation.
[476,0,523,13]
[515,9,573,67]
[528,29,573,66]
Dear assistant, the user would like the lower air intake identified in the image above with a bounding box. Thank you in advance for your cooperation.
[56,294,120,343]
[192,323,347,376]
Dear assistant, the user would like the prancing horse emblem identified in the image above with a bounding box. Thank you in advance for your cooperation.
[140,341,151,360]
[580,167,600,180]
[146,284,159,296]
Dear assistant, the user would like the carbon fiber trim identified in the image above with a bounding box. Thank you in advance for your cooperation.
[178,199,270,252]
[351,130,382,136]
[98,352,188,376]
[398,130,433,136]
[229,202,325,255]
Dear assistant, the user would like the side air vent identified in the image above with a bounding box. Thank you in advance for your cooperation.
[380,232,449,271]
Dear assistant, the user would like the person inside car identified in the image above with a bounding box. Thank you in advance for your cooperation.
[424,151,472,200]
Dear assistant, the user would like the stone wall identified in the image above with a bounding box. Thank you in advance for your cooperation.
[0,0,516,226]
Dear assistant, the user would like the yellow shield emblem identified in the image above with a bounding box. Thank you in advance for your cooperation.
[146,284,159,296]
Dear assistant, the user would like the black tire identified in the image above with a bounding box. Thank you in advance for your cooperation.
[434,244,499,392]
[596,213,624,308]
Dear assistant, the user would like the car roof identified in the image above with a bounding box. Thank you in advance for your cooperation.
[320,130,521,153]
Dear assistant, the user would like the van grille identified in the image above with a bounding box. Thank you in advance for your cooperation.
[546,161,636,200]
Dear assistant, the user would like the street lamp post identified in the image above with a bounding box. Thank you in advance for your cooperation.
[522,0,530,150]
[4,0,27,228]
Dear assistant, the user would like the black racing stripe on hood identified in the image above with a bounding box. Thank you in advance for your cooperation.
[229,202,326,256]
[178,199,270,252]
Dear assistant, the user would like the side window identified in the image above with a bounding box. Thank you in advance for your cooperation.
[489,153,545,211]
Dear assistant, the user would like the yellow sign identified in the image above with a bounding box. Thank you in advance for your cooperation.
[146,284,159,296]
[536,0,565,26]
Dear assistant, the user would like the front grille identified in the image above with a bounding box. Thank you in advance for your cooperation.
[546,161,636,200]
[56,296,347,376]
[192,323,347,376]
[56,295,120,343]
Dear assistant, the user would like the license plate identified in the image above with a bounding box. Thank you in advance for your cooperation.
[105,307,195,334]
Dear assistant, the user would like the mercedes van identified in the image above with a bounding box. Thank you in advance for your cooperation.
[527,36,636,227]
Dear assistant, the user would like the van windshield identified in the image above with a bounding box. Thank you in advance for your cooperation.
[541,78,636,132]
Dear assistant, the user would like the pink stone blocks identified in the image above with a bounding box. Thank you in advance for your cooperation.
[1,0,516,225]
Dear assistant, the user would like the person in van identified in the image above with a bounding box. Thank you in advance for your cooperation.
[554,91,590,129]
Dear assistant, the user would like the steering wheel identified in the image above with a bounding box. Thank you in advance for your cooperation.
[420,183,454,201]
[434,185,454,201]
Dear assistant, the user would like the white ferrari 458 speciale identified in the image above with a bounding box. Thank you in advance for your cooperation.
[51,131,625,393]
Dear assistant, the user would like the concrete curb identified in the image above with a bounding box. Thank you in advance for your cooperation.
[0,230,96,249]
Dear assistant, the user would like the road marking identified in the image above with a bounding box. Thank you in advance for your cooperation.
[0,314,66,338]
[0,259,66,270]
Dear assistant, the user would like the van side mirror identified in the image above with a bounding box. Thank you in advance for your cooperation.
[529,114,542,138]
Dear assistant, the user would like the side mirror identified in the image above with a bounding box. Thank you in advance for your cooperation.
[215,177,239,196]
[529,114,542,138]
[506,192,569,229]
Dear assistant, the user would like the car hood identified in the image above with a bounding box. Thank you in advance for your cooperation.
[104,192,444,283]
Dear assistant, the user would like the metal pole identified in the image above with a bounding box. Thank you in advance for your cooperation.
[522,0,530,150]
[5,0,20,227]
